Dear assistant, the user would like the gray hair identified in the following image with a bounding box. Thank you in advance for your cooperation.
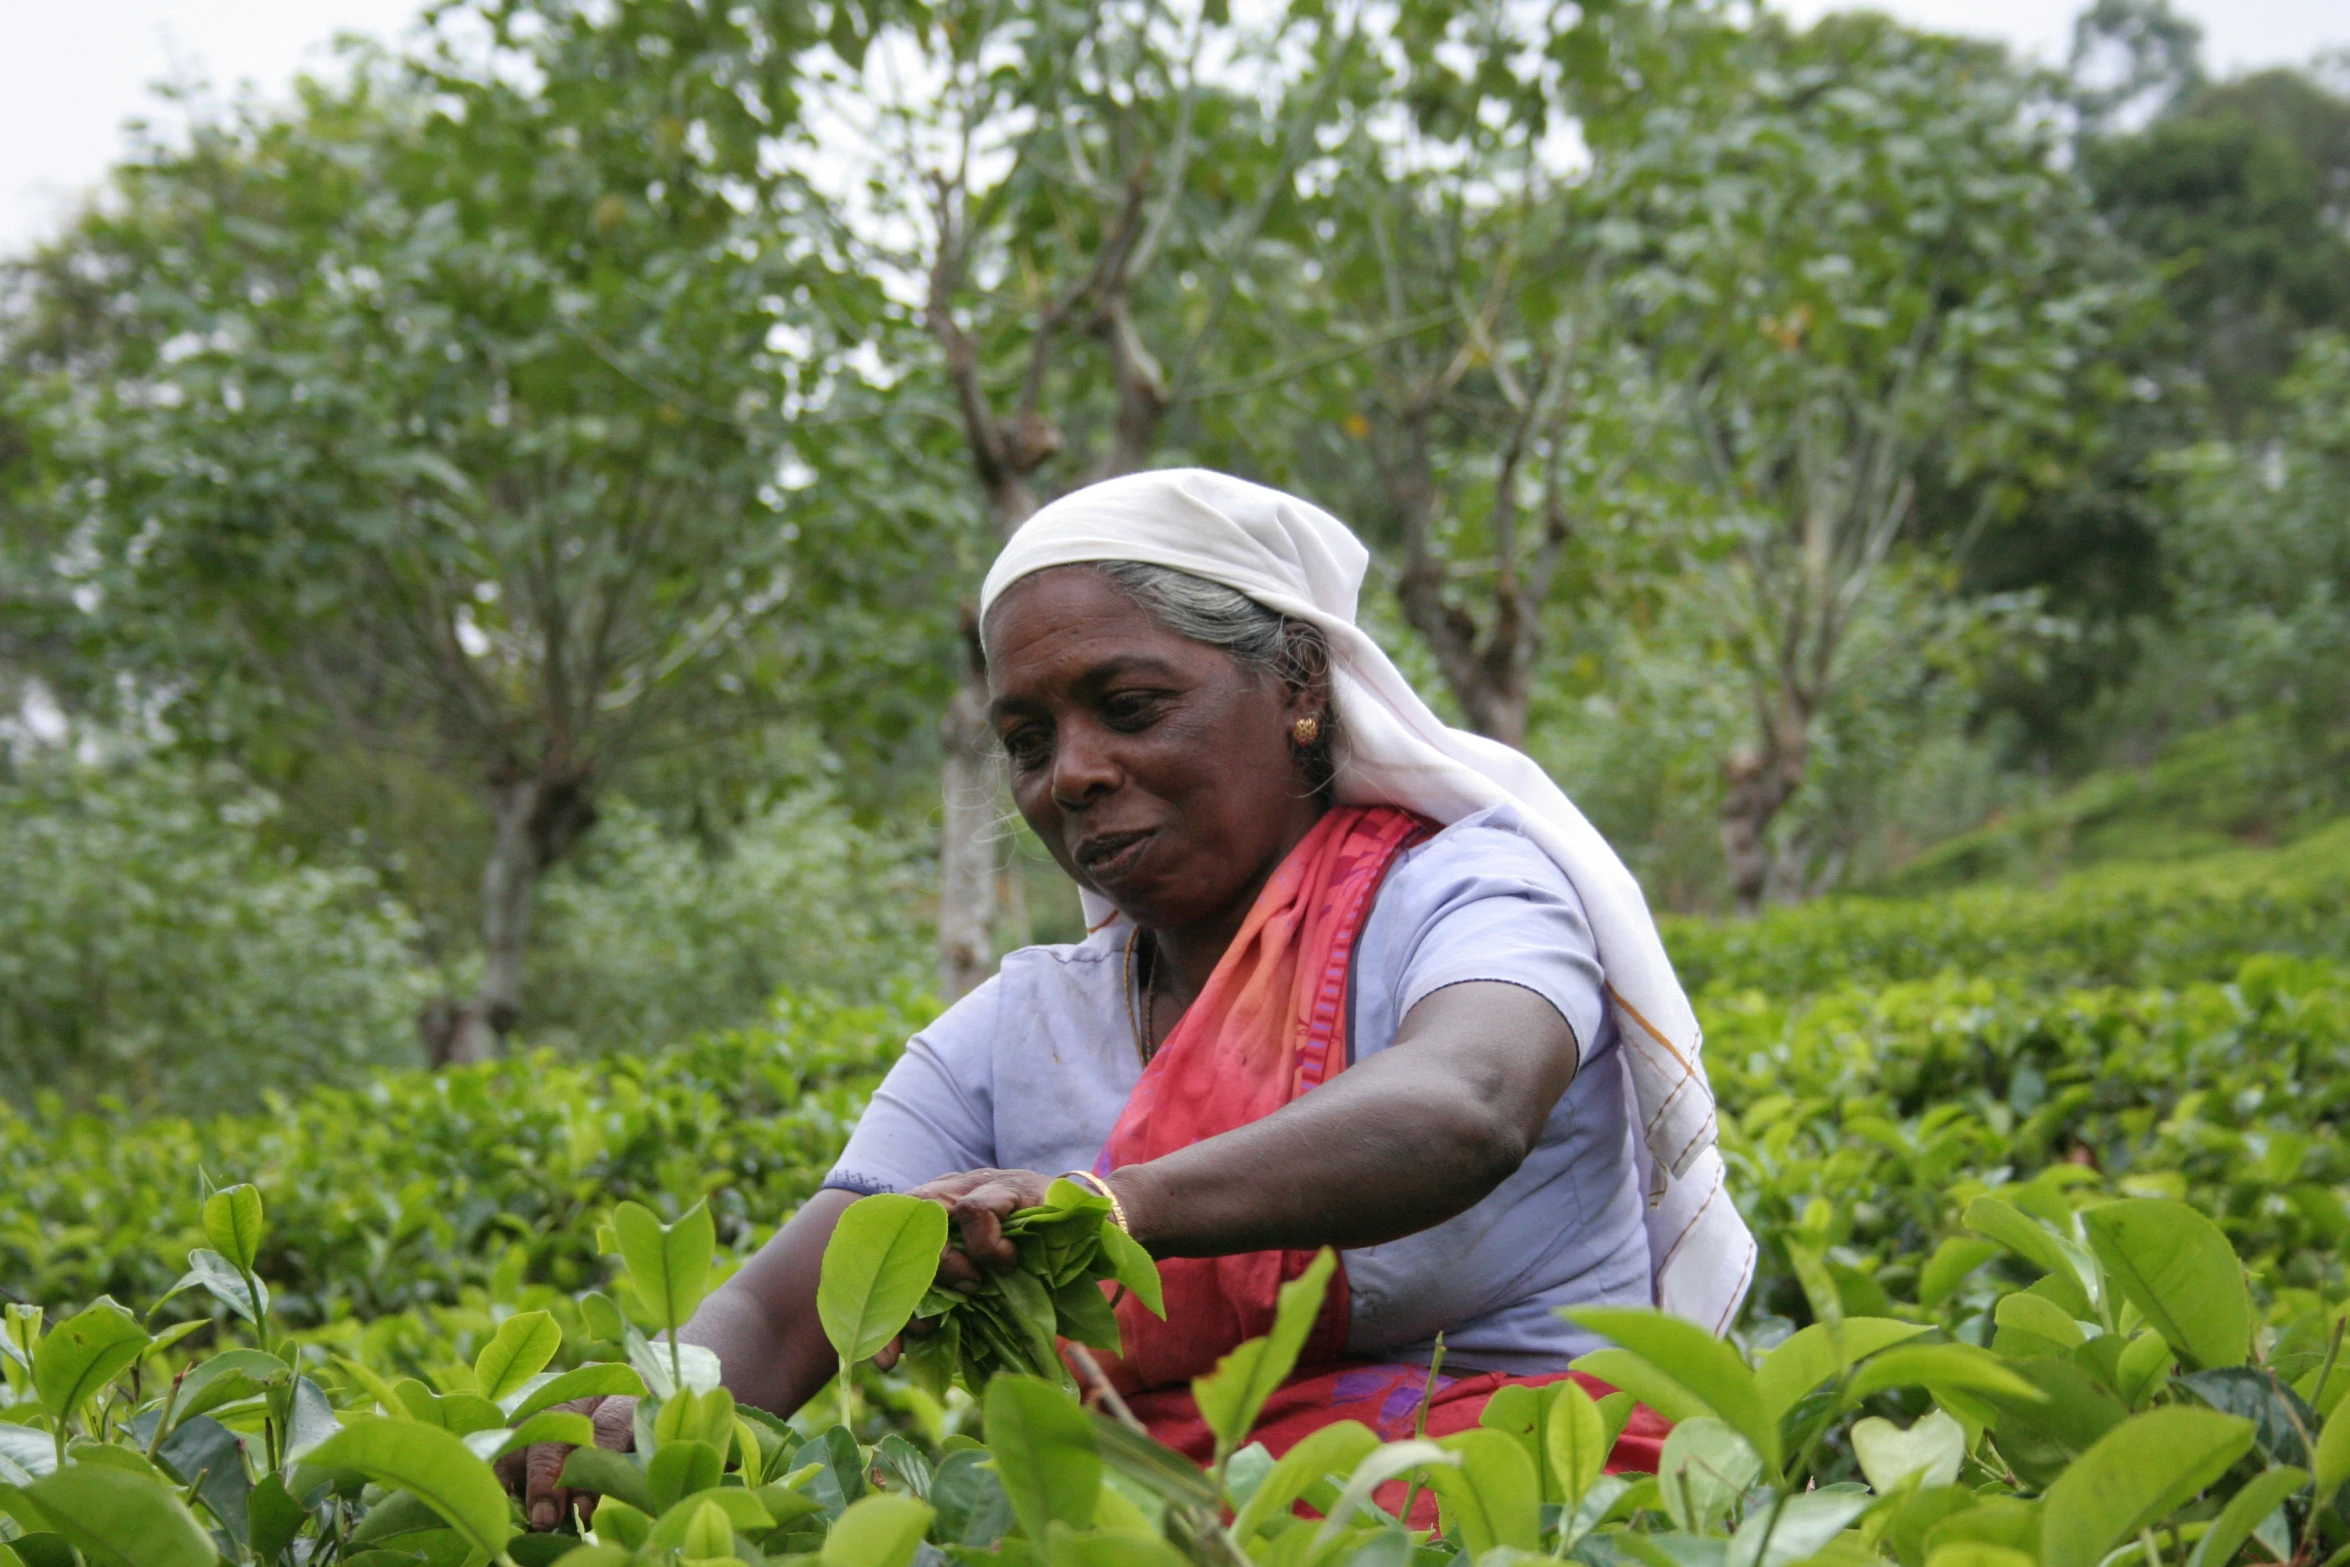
[1092,561,1339,795]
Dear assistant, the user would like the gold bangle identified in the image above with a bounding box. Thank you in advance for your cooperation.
[1060,1169,1131,1235]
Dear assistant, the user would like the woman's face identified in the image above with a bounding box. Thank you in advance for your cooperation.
[984,566,1325,938]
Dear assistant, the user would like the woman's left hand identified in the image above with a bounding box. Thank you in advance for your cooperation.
[904,1167,1060,1290]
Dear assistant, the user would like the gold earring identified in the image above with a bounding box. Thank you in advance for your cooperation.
[1291,715,1321,746]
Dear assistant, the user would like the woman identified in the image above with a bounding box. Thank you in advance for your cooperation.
[516,470,1752,1529]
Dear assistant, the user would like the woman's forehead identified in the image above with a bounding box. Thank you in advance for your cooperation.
[984,567,1150,650]
[985,570,1219,691]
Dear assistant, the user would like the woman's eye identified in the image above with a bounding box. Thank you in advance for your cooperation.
[1002,727,1051,769]
[1102,693,1161,730]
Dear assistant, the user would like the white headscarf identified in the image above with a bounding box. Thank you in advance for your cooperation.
[979,468,1756,1334]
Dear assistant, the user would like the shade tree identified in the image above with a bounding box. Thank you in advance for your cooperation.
[830,0,1354,993]
[1605,16,2134,909]
[5,0,891,1059]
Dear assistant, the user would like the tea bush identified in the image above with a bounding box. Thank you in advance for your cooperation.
[8,831,2350,1564]
[0,991,927,1327]
[8,1172,2350,1567]
[1665,820,2350,998]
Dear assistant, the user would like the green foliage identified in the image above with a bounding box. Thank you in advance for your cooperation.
[529,795,932,1057]
[2083,58,2350,418]
[5,728,2350,1567]
[0,991,923,1334]
[818,1197,949,1373]
[0,751,433,1113]
[893,1180,1163,1396]
[1668,820,2350,995]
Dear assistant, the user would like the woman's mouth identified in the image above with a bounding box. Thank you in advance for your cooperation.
[1075,829,1154,885]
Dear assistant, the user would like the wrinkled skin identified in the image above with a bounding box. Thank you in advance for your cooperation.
[509,566,1582,1525]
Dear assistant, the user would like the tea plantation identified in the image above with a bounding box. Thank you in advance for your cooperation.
[5,824,2350,1566]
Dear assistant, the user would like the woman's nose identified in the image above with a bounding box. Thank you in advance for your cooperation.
[1050,722,1121,807]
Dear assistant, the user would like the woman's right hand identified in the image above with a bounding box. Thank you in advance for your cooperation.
[497,1394,637,1532]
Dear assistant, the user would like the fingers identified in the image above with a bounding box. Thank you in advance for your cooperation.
[510,1394,636,1533]
[913,1168,1054,1282]
[591,1395,638,1451]
[952,1198,1014,1269]
[873,1335,901,1372]
[904,1168,1005,1204]
[524,1435,571,1532]
[936,1245,985,1291]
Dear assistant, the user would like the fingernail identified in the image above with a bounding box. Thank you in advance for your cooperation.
[531,1501,556,1530]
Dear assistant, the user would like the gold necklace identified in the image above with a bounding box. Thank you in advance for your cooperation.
[1123,924,1159,1066]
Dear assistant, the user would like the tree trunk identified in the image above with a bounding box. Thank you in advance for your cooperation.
[440,768,599,1064]
[937,637,1001,1000]
[1719,694,1811,915]
[1388,411,1536,749]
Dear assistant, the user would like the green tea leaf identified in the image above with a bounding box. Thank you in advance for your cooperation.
[1043,1523,1193,1566]
[1546,1377,1613,1507]
[201,1185,265,1273]
[994,1263,1063,1371]
[1095,1223,1164,1318]
[1755,1319,1932,1421]
[1427,1427,1541,1553]
[1844,1343,2047,1404]
[1082,1410,1219,1511]
[2116,1332,2174,1409]
[1926,1546,2037,1567]
[21,1463,216,1567]
[1852,1410,1967,1492]
[1313,1440,1455,1544]
[31,1300,149,1425]
[610,1199,716,1337]
[821,1493,936,1567]
[1570,1349,1715,1424]
[2040,1407,2255,1567]
[646,1439,725,1513]
[985,1373,1100,1541]
[1230,1420,1378,1540]
[647,1485,773,1552]
[1965,1198,2098,1315]
[472,1310,562,1401]
[306,1416,513,1556]
[1919,1239,2002,1308]
[1567,1306,1780,1472]
[2084,1200,2252,1370]
[1192,1248,1337,1455]
[2316,1387,2350,1498]
[245,1473,306,1562]
[558,1445,656,1516]
[1052,1276,1123,1353]
[166,1249,268,1324]
[0,1426,56,1479]
[1657,1417,1763,1534]
[2184,1467,2306,1567]
[486,1410,596,1462]
[1727,1487,1876,1567]
[503,1361,645,1422]
[817,1193,949,1366]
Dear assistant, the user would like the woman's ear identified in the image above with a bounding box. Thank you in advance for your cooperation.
[1277,622,1333,723]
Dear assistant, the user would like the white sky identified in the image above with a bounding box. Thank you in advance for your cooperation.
[3,0,2344,260]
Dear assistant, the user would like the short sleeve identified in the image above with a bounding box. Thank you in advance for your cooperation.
[1365,812,1609,1064]
[822,978,1000,1195]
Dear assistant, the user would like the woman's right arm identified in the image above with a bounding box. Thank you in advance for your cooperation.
[684,1187,864,1412]
[513,1187,861,1530]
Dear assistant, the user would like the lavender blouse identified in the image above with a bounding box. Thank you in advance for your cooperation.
[821,805,1651,1371]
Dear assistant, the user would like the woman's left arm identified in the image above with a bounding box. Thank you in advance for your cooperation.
[923,980,1577,1268]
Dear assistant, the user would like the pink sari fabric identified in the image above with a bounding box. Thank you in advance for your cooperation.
[1084,805,1665,1511]
[1093,805,1429,1395]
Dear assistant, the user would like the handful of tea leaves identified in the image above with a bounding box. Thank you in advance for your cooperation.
[902,1176,1164,1393]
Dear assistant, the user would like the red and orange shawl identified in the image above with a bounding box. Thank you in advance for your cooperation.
[1083,805,1663,1511]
